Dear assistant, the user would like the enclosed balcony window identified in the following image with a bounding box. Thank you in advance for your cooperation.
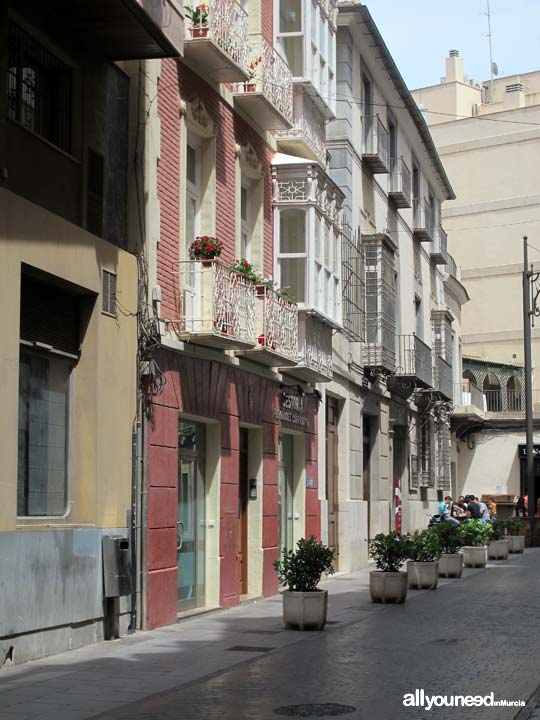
[279,208,306,303]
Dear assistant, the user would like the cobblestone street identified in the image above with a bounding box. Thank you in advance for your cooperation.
[2,549,540,720]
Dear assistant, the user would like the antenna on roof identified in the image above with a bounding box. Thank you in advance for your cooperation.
[483,0,496,102]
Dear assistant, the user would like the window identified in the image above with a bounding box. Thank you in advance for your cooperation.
[341,225,365,341]
[277,0,304,77]
[362,73,372,152]
[102,269,117,316]
[278,208,306,303]
[7,21,72,153]
[186,138,201,258]
[415,297,422,339]
[388,115,397,188]
[17,272,82,517]
[240,182,251,260]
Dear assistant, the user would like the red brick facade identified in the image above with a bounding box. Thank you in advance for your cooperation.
[145,51,320,629]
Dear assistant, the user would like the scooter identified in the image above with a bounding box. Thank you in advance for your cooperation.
[427,513,443,528]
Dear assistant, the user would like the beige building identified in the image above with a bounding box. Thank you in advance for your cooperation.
[413,52,540,512]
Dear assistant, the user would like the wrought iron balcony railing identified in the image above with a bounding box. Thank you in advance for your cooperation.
[233,35,293,131]
[362,115,389,174]
[389,157,412,208]
[178,260,256,349]
[283,313,333,382]
[394,334,433,387]
[244,286,298,367]
[484,389,525,413]
[184,0,249,83]
[275,92,326,166]
[413,197,435,242]
[433,355,453,400]
[430,226,448,265]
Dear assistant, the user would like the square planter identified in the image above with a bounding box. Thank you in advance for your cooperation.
[407,561,439,589]
[438,553,463,578]
[462,545,488,568]
[283,590,328,630]
[488,539,509,560]
[369,571,408,603]
[509,535,525,554]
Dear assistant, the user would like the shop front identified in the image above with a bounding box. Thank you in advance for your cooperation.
[144,351,320,629]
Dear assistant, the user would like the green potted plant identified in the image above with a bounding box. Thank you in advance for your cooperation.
[506,517,526,554]
[488,520,510,560]
[189,236,223,265]
[368,531,410,603]
[245,55,262,92]
[433,521,463,578]
[274,536,334,630]
[185,3,209,38]
[406,529,442,589]
[459,520,493,568]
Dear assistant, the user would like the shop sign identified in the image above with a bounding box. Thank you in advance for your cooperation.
[518,444,540,459]
[275,392,310,428]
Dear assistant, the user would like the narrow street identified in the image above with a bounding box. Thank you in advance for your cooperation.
[3,550,540,720]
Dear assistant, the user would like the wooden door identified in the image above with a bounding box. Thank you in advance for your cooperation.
[238,429,249,596]
[363,416,371,539]
[326,398,339,557]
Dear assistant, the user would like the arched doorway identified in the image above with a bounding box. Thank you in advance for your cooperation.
[507,376,522,411]
[483,372,501,412]
[461,369,476,404]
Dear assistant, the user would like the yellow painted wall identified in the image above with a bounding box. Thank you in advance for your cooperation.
[0,188,138,532]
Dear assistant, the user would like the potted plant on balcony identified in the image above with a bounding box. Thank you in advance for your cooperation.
[185,3,209,38]
[488,520,510,560]
[189,236,222,266]
[274,536,334,631]
[433,521,463,578]
[369,531,410,604]
[244,55,262,92]
[406,529,442,590]
[507,517,526,554]
[230,258,262,284]
[459,519,493,568]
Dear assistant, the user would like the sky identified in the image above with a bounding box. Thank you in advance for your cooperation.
[363,0,540,90]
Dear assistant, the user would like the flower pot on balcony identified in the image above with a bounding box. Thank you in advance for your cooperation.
[244,82,256,92]
[488,539,509,560]
[191,25,209,38]
[407,561,439,590]
[439,553,463,578]
[462,545,488,568]
[256,286,266,298]
[509,535,525,554]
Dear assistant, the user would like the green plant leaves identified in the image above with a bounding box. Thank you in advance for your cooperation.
[273,536,335,592]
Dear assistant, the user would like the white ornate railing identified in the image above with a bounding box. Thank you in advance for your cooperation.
[257,286,298,362]
[179,260,256,344]
[300,314,333,378]
[275,93,326,165]
[186,0,249,71]
[234,35,294,125]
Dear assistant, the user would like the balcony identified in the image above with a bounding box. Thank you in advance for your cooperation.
[446,252,459,279]
[233,36,294,131]
[393,334,433,389]
[432,355,453,401]
[29,0,184,59]
[454,382,485,410]
[184,0,249,83]
[362,116,389,174]
[275,92,327,166]
[430,226,448,265]
[177,261,256,349]
[413,198,435,242]
[282,313,333,382]
[241,287,298,367]
[388,157,412,209]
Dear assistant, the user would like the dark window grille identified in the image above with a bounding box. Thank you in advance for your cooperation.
[341,224,365,341]
[7,21,72,153]
[102,270,117,316]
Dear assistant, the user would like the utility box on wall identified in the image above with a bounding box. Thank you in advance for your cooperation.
[102,535,132,597]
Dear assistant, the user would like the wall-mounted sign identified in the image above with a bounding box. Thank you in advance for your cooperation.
[275,392,310,428]
[306,476,314,489]
[518,444,540,459]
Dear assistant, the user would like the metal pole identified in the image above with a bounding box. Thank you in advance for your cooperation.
[523,237,535,523]
[486,0,495,103]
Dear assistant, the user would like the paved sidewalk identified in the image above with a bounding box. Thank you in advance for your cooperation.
[2,551,540,720]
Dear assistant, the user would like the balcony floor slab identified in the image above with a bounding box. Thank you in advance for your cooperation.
[183,38,248,83]
[234,92,292,131]
[238,346,298,368]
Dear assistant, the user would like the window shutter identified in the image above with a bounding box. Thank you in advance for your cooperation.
[102,270,117,316]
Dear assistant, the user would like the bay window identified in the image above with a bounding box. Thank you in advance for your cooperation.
[273,161,343,324]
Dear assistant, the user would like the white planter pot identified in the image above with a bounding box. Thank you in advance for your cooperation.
[407,561,439,589]
[462,545,488,568]
[439,553,463,578]
[369,571,408,604]
[488,539,509,560]
[282,590,328,630]
[509,535,525,554]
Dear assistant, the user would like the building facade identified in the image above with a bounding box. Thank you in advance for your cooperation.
[0,0,183,664]
[412,53,540,516]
